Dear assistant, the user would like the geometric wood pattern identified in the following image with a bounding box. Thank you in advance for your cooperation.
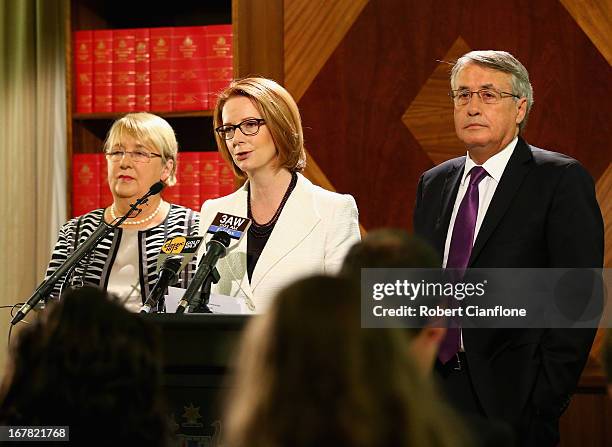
[284,0,369,101]
[296,0,611,232]
[596,162,612,268]
[402,36,472,165]
[560,0,612,66]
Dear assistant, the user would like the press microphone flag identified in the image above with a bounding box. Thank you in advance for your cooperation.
[156,236,203,274]
[206,212,251,239]
[11,182,165,325]
[141,235,203,313]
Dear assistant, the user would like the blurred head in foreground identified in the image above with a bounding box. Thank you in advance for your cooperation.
[224,274,466,447]
[0,286,171,446]
[340,228,446,374]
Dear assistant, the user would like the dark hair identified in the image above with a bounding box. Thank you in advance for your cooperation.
[340,229,442,337]
[340,229,440,276]
[224,275,466,447]
[0,287,171,445]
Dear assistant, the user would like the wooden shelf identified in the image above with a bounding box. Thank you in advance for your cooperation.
[74,110,214,120]
[66,0,283,217]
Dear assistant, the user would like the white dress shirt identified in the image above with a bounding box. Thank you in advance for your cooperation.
[442,136,518,350]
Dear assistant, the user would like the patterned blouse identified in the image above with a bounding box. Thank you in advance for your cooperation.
[45,205,199,303]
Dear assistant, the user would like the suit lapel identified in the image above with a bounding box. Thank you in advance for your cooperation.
[469,138,533,266]
[436,160,465,254]
[250,174,320,290]
[214,185,255,300]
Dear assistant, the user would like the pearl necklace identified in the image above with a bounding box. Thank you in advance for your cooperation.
[110,200,164,226]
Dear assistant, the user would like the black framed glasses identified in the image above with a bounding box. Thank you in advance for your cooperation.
[449,88,520,106]
[105,149,163,163]
[215,118,266,140]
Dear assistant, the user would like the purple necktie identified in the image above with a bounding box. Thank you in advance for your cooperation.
[438,166,488,364]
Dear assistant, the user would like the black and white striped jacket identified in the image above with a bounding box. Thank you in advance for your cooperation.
[45,205,200,303]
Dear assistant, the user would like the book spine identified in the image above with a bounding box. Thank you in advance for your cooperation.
[72,154,101,217]
[134,28,151,111]
[178,152,201,211]
[74,30,93,114]
[150,27,173,112]
[173,26,209,111]
[218,153,235,196]
[112,29,136,112]
[206,24,233,108]
[200,151,220,202]
[93,30,113,113]
[99,153,113,209]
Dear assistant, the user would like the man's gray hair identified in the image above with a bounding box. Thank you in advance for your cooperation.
[450,50,534,132]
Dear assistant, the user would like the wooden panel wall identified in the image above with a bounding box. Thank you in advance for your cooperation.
[284,0,612,444]
[288,0,611,233]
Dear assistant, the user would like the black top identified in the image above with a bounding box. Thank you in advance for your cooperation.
[246,172,298,281]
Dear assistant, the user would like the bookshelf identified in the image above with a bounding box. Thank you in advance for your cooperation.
[66,0,283,216]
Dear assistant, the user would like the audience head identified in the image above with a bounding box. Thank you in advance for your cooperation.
[340,229,445,374]
[0,287,171,445]
[224,274,466,447]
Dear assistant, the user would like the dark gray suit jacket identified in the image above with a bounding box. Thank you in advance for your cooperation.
[413,137,604,446]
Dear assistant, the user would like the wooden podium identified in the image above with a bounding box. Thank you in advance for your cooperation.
[144,314,250,445]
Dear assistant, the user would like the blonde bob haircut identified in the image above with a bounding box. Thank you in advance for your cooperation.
[213,77,307,179]
[103,112,179,186]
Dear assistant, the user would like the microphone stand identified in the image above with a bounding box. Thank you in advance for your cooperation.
[11,188,160,325]
[189,267,220,313]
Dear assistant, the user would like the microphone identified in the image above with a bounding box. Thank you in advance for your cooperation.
[11,182,166,325]
[147,181,165,197]
[140,256,183,313]
[175,231,232,314]
[140,235,204,313]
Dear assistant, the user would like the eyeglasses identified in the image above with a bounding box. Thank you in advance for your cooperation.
[215,118,266,140]
[449,88,520,106]
[105,149,163,163]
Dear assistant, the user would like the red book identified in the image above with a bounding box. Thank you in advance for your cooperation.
[178,152,201,211]
[74,30,93,114]
[99,153,113,208]
[93,30,113,113]
[161,185,180,206]
[200,151,219,202]
[206,25,233,107]
[218,153,235,196]
[112,29,136,112]
[150,27,173,112]
[72,154,101,217]
[172,26,208,111]
[134,28,150,111]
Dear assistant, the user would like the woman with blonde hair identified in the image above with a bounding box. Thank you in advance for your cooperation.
[45,113,199,311]
[200,78,361,313]
[224,275,468,447]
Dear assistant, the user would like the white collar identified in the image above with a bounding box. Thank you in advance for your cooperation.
[462,136,518,185]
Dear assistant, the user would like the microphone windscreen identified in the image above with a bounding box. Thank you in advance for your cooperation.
[211,230,232,248]
[149,181,165,195]
[162,255,183,275]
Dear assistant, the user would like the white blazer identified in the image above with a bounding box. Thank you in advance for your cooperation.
[198,173,361,313]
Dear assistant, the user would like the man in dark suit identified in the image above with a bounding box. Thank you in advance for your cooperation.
[413,50,603,446]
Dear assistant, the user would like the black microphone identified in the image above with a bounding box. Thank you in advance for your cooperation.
[147,181,165,196]
[11,182,166,325]
[140,255,183,313]
[176,231,231,314]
